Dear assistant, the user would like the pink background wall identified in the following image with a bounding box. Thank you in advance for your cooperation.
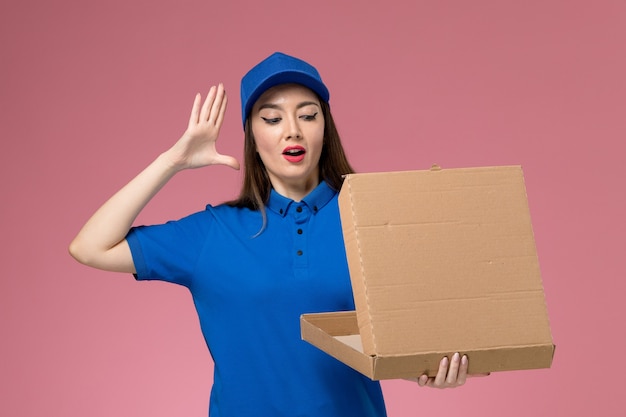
[2,0,624,416]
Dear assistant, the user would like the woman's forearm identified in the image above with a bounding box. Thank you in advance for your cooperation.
[69,85,236,273]
[68,152,180,272]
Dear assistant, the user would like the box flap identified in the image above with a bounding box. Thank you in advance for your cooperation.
[338,166,553,357]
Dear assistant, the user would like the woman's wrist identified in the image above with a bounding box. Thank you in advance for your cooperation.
[157,148,189,175]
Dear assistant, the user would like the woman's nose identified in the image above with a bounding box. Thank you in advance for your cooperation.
[285,116,302,139]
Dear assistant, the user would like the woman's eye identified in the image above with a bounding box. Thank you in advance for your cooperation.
[261,117,281,125]
[300,112,318,121]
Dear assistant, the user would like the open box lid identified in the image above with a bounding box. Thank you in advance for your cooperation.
[338,166,553,358]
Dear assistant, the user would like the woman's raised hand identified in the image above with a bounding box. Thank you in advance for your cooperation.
[166,83,240,171]
[69,83,239,273]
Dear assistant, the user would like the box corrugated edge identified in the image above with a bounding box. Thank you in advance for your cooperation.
[338,175,377,356]
[302,311,555,380]
[300,312,375,379]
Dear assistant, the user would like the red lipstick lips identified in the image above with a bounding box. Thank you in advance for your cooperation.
[282,146,306,163]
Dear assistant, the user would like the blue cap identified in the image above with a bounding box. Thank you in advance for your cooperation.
[240,52,330,128]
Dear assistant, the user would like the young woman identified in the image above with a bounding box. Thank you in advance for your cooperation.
[70,52,470,417]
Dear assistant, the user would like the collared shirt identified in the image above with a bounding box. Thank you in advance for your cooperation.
[126,181,386,417]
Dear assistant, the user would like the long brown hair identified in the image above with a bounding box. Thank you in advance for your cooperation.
[226,98,354,227]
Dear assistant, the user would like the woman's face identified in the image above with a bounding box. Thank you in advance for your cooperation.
[250,83,325,200]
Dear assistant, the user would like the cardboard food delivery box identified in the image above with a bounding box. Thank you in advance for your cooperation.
[300,165,555,380]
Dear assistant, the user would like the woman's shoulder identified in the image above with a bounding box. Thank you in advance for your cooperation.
[205,202,262,225]
[140,203,261,240]
[206,201,255,215]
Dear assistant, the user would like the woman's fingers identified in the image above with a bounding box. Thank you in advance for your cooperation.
[208,84,226,125]
[213,153,240,170]
[456,355,469,386]
[188,93,202,128]
[176,83,234,170]
[215,88,228,128]
[445,352,460,385]
[416,353,471,388]
[190,84,226,127]
[199,85,217,122]
[433,356,449,386]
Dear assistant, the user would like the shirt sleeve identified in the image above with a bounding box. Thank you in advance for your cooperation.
[126,209,213,288]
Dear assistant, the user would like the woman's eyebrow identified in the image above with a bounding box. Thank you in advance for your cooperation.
[258,103,282,111]
[258,101,320,111]
[296,101,320,109]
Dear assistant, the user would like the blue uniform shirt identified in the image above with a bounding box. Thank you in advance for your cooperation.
[126,181,386,417]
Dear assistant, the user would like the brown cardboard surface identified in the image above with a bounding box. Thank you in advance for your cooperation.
[301,166,555,380]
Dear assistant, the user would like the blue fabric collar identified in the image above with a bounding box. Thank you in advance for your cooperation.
[267,181,336,217]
